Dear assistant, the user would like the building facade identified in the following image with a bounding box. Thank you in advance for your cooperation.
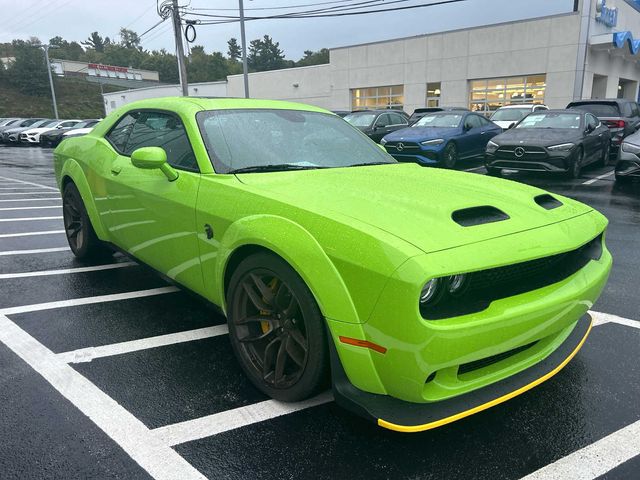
[104,0,640,115]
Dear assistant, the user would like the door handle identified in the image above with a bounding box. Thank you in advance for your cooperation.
[110,164,122,176]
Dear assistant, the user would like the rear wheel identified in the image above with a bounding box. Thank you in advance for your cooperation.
[62,183,110,260]
[443,143,458,169]
[226,252,328,402]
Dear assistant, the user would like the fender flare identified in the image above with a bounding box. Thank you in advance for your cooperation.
[215,214,360,324]
[59,159,109,241]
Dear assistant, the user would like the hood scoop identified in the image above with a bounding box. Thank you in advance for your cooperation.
[534,194,563,210]
[452,206,510,227]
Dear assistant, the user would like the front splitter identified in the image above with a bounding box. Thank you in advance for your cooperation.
[330,314,592,433]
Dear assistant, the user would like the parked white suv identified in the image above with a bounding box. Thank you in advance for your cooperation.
[490,104,549,130]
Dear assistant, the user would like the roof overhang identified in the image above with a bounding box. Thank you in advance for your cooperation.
[591,31,640,58]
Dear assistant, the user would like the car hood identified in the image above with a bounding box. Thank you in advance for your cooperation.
[492,120,517,129]
[236,163,592,254]
[493,128,582,146]
[22,127,50,135]
[4,126,34,135]
[383,126,460,142]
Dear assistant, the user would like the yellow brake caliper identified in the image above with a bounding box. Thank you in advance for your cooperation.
[260,278,279,334]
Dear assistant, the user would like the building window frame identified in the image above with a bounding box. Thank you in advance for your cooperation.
[351,85,404,111]
[426,82,441,108]
[469,74,546,114]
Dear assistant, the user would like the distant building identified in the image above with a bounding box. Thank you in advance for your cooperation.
[50,59,160,88]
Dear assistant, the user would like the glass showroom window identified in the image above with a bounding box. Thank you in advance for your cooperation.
[426,82,441,108]
[469,75,546,114]
[351,86,404,111]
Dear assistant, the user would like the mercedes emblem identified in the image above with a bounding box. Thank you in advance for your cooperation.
[514,146,525,158]
[396,142,405,152]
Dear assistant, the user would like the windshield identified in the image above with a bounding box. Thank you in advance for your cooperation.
[197,109,395,173]
[491,108,531,122]
[568,103,619,117]
[28,120,51,128]
[413,114,462,128]
[20,119,41,127]
[516,112,582,129]
[343,113,376,127]
[38,120,57,128]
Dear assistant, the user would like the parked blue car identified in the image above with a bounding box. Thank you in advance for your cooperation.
[381,111,502,168]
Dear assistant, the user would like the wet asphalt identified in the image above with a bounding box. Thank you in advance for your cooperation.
[0,145,638,480]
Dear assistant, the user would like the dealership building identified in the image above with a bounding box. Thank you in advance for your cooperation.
[104,0,640,115]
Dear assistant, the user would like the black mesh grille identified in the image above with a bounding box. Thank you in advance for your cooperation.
[458,342,538,376]
[421,234,603,320]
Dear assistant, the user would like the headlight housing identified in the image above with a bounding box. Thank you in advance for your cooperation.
[420,138,445,146]
[486,140,499,153]
[621,141,640,155]
[420,278,442,305]
[447,274,468,295]
[547,143,575,151]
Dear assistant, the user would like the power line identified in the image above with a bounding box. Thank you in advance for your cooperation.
[124,2,158,30]
[187,0,370,12]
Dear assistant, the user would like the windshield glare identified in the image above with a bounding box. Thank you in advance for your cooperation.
[516,113,582,129]
[413,114,462,128]
[491,108,531,122]
[197,109,395,173]
[343,113,376,127]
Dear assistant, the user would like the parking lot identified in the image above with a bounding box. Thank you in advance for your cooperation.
[0,144,639,480]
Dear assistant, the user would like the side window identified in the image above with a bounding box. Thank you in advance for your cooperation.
[586,114,598,130]
[106,113,138,153]
[60,121,76,128]
[478,115,492,126]
[389,113,408,125]
[375,114,392,127]
[124,111,199,172]
[632,102,640,117]
[464,115,482,129]
[623,102,633,117]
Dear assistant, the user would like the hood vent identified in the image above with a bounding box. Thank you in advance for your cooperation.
[452,206,510,227]
[534,194,563,210]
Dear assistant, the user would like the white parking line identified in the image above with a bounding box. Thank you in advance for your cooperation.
[582,171,615,185]
[0,216,63,222]
[520,420,640,480]
[590,310,640,329]
[0,205,61,211]
[0,191,60,196]
[0,314,207,480]
[0,187,47,191]
[0,229,64,239]
[0,261,136,280]
[0,286,179,316]
[152,391,334,447]
[0,246,69,256]
[0,175,58,191]
[0,198,60,203]
[57,325,229,364]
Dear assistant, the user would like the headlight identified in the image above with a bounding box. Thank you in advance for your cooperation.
[486,140,499,152]
[547,143,575,151]
[447,274,468,295]
[420,278,442,305]
[420,138,445,146]
[621,141,640,155]
[380,138,388,145]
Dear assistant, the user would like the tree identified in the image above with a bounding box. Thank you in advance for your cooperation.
[227,38,241,61]
[119,28,141,50]
[49,36,83,61]
[140,49,178,83]
[82,32,109,52]
[296,48,329,67]
[247,35,288,72]
[6,38,49,96]
[188,46,230,83]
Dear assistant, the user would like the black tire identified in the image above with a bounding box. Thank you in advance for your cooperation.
[226,252,328,402]
[566,148,583,179]
[615,174,630,184]
[486,167,502,177]
[62,182,110,260]
[597,145,611,167]
[443,143,458,169]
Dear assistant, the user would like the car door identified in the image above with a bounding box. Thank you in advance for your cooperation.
[370,114,393,143]
[478,115,501,147]
[386,112,409,136]
[583,113,602,164]
[460,114,484,158]
[103,110,204,291]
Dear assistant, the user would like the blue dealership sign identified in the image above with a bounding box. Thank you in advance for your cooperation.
[596,0,618,27]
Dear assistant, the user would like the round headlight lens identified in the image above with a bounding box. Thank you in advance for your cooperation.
[447,274,467,295]
[420,278,441,304]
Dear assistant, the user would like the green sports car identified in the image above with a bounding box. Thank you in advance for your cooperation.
[53,97,611,432]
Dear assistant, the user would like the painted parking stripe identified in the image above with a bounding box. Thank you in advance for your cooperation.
[0,314,207,480]
[0,230,64,239]
[57,325,229,364]
[0,198,60,203]
[0,175,58,190]
[0,286,179,316]
[152,391,334,447]
[0,261,136,280]
[582,171,615,185]
[0,246,69,256]
[0,205,61,211]
[590,310,640,329]
[0,187,47,191]
[0,216,63,222]
[0,191,61,196]
[520,420,640,480]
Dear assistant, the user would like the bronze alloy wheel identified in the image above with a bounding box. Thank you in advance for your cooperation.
[227,252,328,401]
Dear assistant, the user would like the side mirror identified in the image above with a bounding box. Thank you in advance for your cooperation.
[130,146,178,181]
[585,124,595,134]
[56,125,63,129]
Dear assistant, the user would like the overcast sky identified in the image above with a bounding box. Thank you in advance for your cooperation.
[0,0,576,60]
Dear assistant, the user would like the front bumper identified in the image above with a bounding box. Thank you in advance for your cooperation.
[331,313,592,432]
[485,146,576,173]
[616,149,640,178]
[384,142,444,166]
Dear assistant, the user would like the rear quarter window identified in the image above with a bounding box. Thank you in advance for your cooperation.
[568,103,620,117]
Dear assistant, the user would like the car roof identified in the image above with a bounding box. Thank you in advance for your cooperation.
[531,109,584,115]
[567,98,632,105]
[496,104,544,109]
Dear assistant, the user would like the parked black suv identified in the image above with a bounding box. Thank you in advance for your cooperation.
[343,110,409,143]
[566,99,640,154]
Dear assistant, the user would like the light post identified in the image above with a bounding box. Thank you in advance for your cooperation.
[239,0,249,98]
[40,44,59,119]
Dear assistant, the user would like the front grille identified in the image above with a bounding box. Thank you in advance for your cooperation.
[458,342,538,376]
[496,145,548,161]
[421,234,603,320]
[385,142,421,153]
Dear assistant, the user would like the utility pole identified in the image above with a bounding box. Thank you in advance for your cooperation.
[239,0,250,98]
[171,0,189,96]
[41,45,59,119]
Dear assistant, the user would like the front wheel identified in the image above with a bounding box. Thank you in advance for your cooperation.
[443,143,458,169]
[62,183,110,259]
[566,148,583,179]
[598,144,611,167]
[226,252,329,402]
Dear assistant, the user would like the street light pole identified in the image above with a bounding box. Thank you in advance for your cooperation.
[42,45,59,119]
[171,0,189,96]
[239,0,250,98]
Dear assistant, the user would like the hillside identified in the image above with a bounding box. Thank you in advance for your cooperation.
[0,77,123,119]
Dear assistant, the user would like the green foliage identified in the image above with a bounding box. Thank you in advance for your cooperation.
[49,36,84,61]
[140,49,178,84]
[296,48,329,67]
[6,39,49,96]
[119,28,141,50]
[82,32,110,53]
[227,38,242,61]
[248,35,292,72]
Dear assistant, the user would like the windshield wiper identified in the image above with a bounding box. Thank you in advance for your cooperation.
[347,162,395,167]
[230,164,325,174]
